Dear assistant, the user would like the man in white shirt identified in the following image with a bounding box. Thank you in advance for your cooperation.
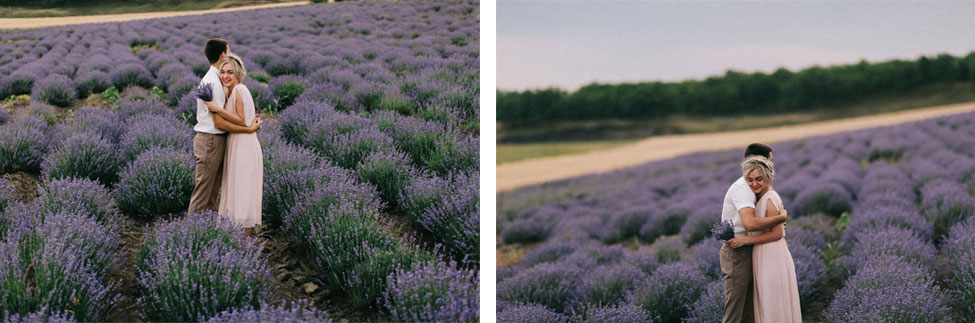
[188,38,261,214]
[720,143,787,323]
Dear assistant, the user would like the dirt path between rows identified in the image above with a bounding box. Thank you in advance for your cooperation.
[497,102,975,192]
[0,1,310,30]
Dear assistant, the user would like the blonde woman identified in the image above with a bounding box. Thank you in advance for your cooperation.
[728,156,801,323]
[203,54,263,238]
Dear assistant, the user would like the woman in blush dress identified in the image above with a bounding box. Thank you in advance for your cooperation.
[728,156,802,323]
[203,53,263,238]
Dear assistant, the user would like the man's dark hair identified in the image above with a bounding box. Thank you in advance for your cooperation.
[744,143,772,159]
[204,38,229,64]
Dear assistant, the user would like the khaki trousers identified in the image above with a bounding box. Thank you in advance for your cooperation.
[721,243,755,323]
[188,132,226,214]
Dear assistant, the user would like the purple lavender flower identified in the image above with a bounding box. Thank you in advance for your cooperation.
[686,280,724,323]
[110,62,153,89]
[384,261,478,322]
[41,132,124,186]
[120,112,192,160]
[115,147,195,218]
[35,177,121,226]
[32,74,76,107]
[943,217,975,319]
[196,81,214,102]
[710,219,734,241]
[206,302,331,322]
[825,255,950,323]
[497,304,569,323]
[0,177,11,214]
[629,262,709,322]
[576,304,652,323]
[137,211,273,321]
[579,262,648,306]
[497,262,584,314]
[0,115,49,173]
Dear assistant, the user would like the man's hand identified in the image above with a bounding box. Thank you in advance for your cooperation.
[728,237,748,248]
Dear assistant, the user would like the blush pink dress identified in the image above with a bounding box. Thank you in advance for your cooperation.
[749,190,802,323]
[217,84,263,228]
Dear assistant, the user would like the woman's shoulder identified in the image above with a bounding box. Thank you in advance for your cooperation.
[762,190,783,207]
[233,83,249,92]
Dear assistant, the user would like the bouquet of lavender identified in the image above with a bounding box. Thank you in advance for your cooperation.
[196,82,213,102]
[711,220,734,241]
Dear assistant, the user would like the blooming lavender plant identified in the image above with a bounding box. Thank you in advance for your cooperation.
[686,280,724,323]
[347,247,438,310]
[120,113,192,160]
[356,149,422,206]
[195,81,214,102]
[206,302,331,323]
[710,219,734,241]
[497,304,569,323]
[629,262,709,322]
[384,261,478,322]
[35,177,121,226]
[115,147,195,218]
[136,211,273,322]
[0,115,49,173]
[579,262,648,307]
[41,132,123,186]
[399,172,479,261]
[824,255,950,323]
[943,217,975,319]
[497,262,583,315]
[32,74,76,107]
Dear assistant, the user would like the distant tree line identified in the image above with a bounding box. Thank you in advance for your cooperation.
[498,52,975,124]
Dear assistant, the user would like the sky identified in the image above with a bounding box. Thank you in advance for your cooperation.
[497,1,975,92]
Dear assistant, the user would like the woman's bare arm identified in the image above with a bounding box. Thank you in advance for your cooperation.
[234,90,245,122]
[213,112,260,133]
[740,206,787,231]
[205,100,245,126]
[730,199,785,247]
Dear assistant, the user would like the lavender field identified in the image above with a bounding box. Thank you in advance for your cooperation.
[0,0,478,321]
[497,112,975,322]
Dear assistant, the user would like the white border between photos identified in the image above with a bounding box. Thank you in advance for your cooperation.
[479,0,497,321]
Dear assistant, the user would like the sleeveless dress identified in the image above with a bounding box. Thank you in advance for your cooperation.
[217,84,263,228]
[749,190,802,323]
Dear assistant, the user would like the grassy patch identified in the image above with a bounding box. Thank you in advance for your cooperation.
[497,139,639,164]
[0,0,304,18]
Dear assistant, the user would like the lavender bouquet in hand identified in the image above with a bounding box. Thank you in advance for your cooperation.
[711,220,734,241]
[196,82,214,102]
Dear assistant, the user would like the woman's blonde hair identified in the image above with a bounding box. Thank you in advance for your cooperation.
[741,155,775,187]
[218,53,246,82]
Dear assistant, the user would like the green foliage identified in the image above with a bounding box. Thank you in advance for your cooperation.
[149,86,166,100]
[2,94,28,103]
[250,72,270,84]
[377,94,412,114]
[100,87,120,107]
[347,247,437,309]
[274,80,305,110]
[498,52,975,123]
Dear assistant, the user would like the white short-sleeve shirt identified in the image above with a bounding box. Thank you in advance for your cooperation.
[193,66,227,134]
[722,176,756,238]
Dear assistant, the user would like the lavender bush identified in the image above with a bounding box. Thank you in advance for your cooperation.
[32,74,76,107]
[384,261,478,322]
[400,171,479,261]
[347,247,437,309]
[356,149,420,206]
[824,255,950,323]
[35,177,120,225]
[119,113,191,160]
[629,262,710,322]
[0,115,49,173]
[206,302,331,323]
[0,178,11,214]
[496,262,583,315]
[41,132,123,185]
[943,217,975,319]
[136,211,273,321]
[686,280,724,323]
[270,75,305,110]
[0,209,123,322]
[115,147,195,218]
[497,304,569,323]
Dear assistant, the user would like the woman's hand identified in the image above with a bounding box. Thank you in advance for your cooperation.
[248,115,262,132]
[728,237,749,248]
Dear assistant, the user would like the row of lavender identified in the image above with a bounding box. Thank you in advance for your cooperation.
[0,0,479,321]
[497,112,975,321]
[0,1,478,128]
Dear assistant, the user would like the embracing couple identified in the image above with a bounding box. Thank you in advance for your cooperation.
[187,38,264,239]
[720,143,801,323]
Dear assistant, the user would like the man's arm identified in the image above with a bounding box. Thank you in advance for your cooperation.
[213,113,259,133]
[730,199,785,247]
[739,206,786,231]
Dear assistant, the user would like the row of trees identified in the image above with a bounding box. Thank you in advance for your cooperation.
[498,52,975,124]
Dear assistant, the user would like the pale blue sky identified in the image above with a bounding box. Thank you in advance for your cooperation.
[498,1,975,91]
